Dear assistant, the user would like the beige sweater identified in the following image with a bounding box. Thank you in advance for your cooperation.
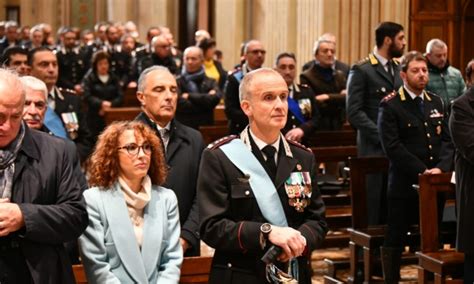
[118,175,151,248]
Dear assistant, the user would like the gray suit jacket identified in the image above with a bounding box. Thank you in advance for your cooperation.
[78,184,183,284]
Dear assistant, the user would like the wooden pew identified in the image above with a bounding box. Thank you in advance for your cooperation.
[416,173,463,284]
[311,145,357,249]
[72,256,213,284]
[308,130,356,147]
[213,105,227,126]
[104,107,141,126]
[199,125,229,145]
[179,256,213,284]
[122,87,140,107]
[345,156,389,283]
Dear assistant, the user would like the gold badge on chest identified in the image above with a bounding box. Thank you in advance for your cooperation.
[285,171,312,212]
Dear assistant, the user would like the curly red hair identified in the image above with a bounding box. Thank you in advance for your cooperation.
[87,121,167,188]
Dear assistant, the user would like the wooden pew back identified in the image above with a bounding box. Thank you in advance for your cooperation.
[179,256,213,284]
[348,156,389,229]
[417,173,455,252]
[104,107,141,126]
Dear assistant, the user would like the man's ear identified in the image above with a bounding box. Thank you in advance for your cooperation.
[137,92,145,106]
[400,70,407,81]
[384,36,392,47]
[241,99,252,117]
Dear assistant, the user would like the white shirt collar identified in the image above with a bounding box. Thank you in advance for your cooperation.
[156,122,171,131]
[249,128,280,153]
[404,84,424,101]
[373,47,389,67]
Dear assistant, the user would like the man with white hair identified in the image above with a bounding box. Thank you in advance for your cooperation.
[0,68,87,283]
[425,38,465,110]
[19,76,48,131]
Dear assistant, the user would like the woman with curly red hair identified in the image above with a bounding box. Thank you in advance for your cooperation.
[78,121,182,283]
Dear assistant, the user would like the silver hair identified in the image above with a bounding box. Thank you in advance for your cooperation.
[19,76,48,100]
[238,68,281,102]
[243,40,262,54]
[183,46,203,59]
[0,68,25,101]
[137,65,173,93]
[426,38,447,54]
[313,38,335,56]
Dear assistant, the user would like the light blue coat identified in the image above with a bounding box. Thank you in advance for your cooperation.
[78,183,183,284]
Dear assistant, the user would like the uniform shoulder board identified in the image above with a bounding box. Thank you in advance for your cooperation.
[355,57,369,66]
[286,139,312,153]
[381,92,397,103]
[58,87,78,96]
[207,135,239,150]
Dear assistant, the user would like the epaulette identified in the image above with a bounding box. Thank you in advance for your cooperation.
[286,139,312,153]
[207,135,239,150]
[381,92,397,103]
[58,87,78,96]
[355,57,370,66]
[392,58,400,65]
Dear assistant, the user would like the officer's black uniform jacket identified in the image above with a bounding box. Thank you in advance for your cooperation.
[377,87,454,198]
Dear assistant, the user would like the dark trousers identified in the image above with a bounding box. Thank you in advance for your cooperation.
[384,197,419,247]
[0,239,33,284]
[465,252,474,284]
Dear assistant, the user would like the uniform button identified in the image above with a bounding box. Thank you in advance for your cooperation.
[227,263,232,268]
[292,116,295,119]
[245,190,250,196]
[427,133,431,138]
[429,145,432,149]
[430,156,433,160]
[424,122,428,127]
[292,125,296,128]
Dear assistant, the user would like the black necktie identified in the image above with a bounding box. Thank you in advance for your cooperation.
[262,145,277,179]
[414,96,424,115]
[386,61,394,81]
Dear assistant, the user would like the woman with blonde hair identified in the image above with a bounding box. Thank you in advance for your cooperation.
[79,121,182,283]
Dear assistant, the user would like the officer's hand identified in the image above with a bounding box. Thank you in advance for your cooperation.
[424,168,442,175]
[0,199,24,237]
[268,226,306,260]
[315,94,330,102]
[285,128,304,142]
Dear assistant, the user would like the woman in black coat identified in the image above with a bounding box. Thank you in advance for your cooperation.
[82,50,123,141]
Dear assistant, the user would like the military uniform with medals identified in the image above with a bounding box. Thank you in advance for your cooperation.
[198,127,327,284]
[50,86,93,162]
[282,83,319,146]
[377,87,454,247]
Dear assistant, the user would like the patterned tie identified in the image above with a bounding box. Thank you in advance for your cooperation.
[159,128,170,152]
[262,145,277,179]
[414,96,424,115]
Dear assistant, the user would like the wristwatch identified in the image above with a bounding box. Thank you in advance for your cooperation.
[260,223,272,249]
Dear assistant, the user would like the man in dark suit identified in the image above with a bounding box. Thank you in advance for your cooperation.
[176,46,221,129]
[449,78,474,284]
[0,68,88,284]
[346,21,405,226]
[1,46,29,76]
[0,21,20,55]
[135,65,204,256]
[274,52,318,145]
[198,68,327,284]
[302,33,350,79]
[300,38,346,131]
[28,47,93,163]
[135,35,178,79]
[224,40,266,134]
[378,51,453,282]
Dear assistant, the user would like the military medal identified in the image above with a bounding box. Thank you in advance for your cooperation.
[285,172,312,212]
[61,112,79,140]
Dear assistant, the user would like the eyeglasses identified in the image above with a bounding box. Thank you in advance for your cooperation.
[117,143,152,156]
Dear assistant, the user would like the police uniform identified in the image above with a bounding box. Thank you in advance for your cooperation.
[55,47,87,90]
[198,128,327,284]
[377,87,454,279]
[346,53,403,225]
[282,83,319,146]
[51,86,93,162]
[224,64,250,134]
